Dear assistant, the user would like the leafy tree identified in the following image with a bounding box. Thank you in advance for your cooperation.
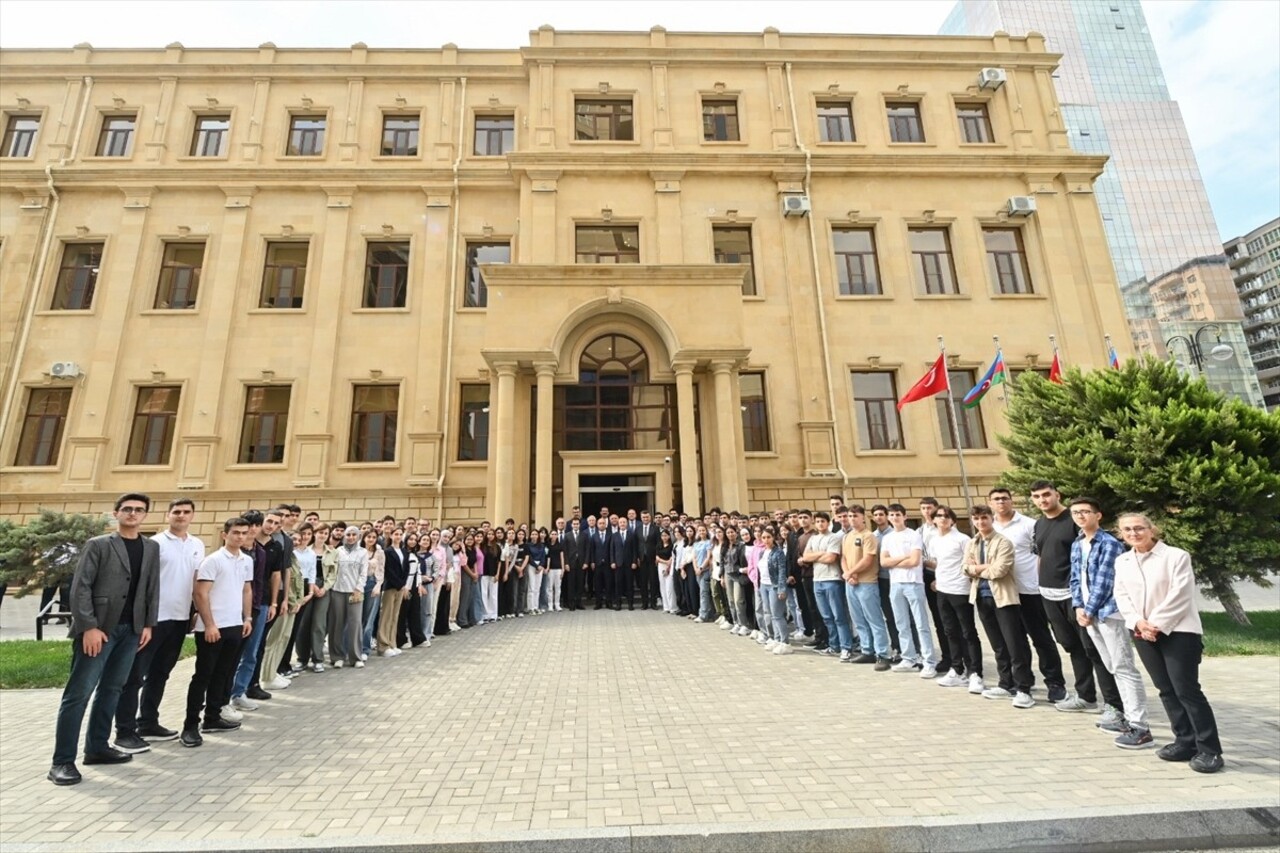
[998,357,1280,625]
[0,509,109,599]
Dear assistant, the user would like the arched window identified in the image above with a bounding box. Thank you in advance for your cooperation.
[556,334,673,451]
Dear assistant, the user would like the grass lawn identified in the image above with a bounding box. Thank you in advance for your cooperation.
[1201,610,1280,657]
[0,636,196,689]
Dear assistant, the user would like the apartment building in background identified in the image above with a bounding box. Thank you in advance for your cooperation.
[1225,217,1280,410]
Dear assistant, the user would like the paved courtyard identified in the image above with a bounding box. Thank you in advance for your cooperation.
[1,608,1277,852]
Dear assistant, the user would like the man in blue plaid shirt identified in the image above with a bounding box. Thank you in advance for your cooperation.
[1069,497,1153,751]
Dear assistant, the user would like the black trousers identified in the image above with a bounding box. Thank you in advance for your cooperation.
[1018,592,1065,691]
[975,597,1033,693]
[878,576,902,654]
[638,557,659,607]
[116,618,189,735]
[1135,631,1222,756]
[938,592,982,677]
[1041,595,1120,706]
[398,586,427,647]
[185,629,243,730]
[563,566,583,610]
[618,566,633,604]
[923,570,952,673]
[800,573,828,646]
[682,568,699,616]
[595,566,620,605]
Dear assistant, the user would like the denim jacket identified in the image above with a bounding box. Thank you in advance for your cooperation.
[764,547,788,588]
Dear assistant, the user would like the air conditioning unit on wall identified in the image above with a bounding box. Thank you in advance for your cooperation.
[49,361,82,378]
[1007,196,1037,217]
[979,67,1007,90]
[781,195,812,217]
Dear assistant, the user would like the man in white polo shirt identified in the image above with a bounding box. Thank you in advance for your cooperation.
[881,503,938,678]
[112,498,206,753]
[182,518,254,749]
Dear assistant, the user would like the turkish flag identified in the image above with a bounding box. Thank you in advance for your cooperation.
[896,354,950,410]
[1048,353,1064,384]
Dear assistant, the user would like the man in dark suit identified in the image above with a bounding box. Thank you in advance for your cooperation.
[590,518,612,610]
[49,493,161,786]
[562,518,587,611]
[610,516,637,610]
[635,510,662,610]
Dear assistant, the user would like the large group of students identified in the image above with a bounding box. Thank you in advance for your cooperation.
[46,480,1225,786]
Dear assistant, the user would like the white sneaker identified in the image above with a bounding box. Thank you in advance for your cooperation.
[968,673,985,694]
[839,650,853,662]
[221,704,244,722]
[766,639,778,650]
[936,671,966,688]
[890,660,918,673]
[387,648,402,657]
[359,653,369,662]
[1012,691,1036,709]
[263,676,291,691]
[773,643,794,655]
[693,617,705,623]
[231,695,258,711]
[716,616,726,626]
[311,662,325,673]
[983,686,1013,700]
[790,630,806,641]
[449,622,461,632]
[919,666,938,679]
[354,661,365,669]
[332,660,344,669]
[424,638,432,648]
[720,621,733,631]
[748,630,760,641]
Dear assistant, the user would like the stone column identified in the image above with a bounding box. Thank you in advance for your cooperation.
[533,362,556,527]
[673,361,700,515]
[492,361,518,524]
[711,360,741,510]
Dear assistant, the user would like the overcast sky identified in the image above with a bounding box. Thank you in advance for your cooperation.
[1,0,1275,240]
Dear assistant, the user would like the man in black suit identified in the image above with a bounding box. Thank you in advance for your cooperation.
[50,493,161,786]
[635,510,662,610]
[562,518,587,611]
[609,516,637,610]
[590,517,612,610]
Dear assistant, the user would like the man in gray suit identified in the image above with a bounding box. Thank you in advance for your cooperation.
[49,493,160,786]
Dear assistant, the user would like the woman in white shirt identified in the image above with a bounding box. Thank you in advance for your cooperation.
[926,506,982,692]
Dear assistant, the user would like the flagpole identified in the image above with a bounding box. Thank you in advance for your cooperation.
[994,334,1008,409]
[939,335,974,508]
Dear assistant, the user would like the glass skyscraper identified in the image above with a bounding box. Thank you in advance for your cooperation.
[942,0,1265,406]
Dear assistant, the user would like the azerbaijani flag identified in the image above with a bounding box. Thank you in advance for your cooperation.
[962,352,1007,408]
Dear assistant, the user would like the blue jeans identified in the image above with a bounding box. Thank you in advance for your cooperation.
[232,604,269,698]
[846,582,890,659]
[766,585,790,644]
[814,580,853,653]
[697,571,714,620]
[53,622,140,764]
[890,581,937,667]
[361,574,381,655]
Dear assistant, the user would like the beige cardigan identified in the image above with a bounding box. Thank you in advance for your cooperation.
[963,531,1019,608]
[1113,540,1203,635]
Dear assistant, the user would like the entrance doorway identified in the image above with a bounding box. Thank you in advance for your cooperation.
[578,474,655,518]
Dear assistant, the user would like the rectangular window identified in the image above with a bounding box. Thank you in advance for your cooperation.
[713,225,756,295]
[739,372,771,452]
[937,370,987,450]
[52,242,103,310]
[154,242,205,309]
[14,388,71,466]
[576,226,639,264]
[574,99,634,141]
[474,115,514,155]
[457,384,490,460]
[2,115,40,157]
[816,101,855,142]
[126,386,180,465]
[190,115,230,157]
[833,228,881,295]
[380,115,419,156]
[260,242,308,308]
[286,115,326,156]
[956,103,993,143]
[96,114,136,157]
[363,242,410,308]
[909,228,958,295]
[984,228,1033,294]
[464,242,510,308]
[702,99,740,141]
[349,384,398,462]
[886,102,924,143]
[852,372,904,450]
[238,385,291,464]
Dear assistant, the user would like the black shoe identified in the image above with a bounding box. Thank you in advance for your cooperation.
[180,729,203,748]
[874,658,893,672]
[641,604,650,611]
[136,723,179,741]
[628,603,634,611]
[201,718,241,733]
[613,604,622,611]
[83,748,132,765]
[1047,685,1068,703]
[1158,743,1197,762]
[48,762,82,785]
[246,686,272,701]
[1190,752,1224,774]
[111,733,151,754]
[852,653,878,664]
[595,602,603,611]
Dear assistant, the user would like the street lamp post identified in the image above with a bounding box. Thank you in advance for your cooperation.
[1165,323,1235,373]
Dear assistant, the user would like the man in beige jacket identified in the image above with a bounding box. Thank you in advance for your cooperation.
[964,505,1035,709]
